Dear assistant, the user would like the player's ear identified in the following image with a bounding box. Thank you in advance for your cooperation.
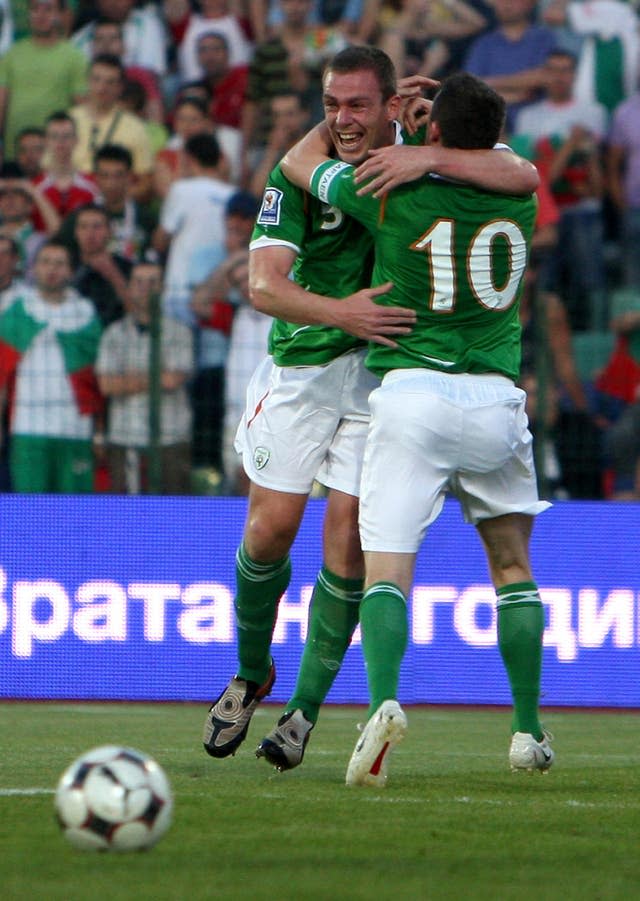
[386,93,402,122]
[428,119,442,145]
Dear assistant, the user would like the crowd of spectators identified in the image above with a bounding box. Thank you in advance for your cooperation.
[0,0,639,499]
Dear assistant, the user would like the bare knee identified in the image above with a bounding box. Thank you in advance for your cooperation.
[243,485,307,562]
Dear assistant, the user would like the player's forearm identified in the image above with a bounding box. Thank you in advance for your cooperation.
[355,144,539,197]
[98,371,149,396]
[31,189,62,235]
[484,67,547,93]
[429,146,539,195]
[250,267,344,327]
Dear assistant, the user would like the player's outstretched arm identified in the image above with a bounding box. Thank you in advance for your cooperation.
[354,145,539,198]
[250,246,415,347]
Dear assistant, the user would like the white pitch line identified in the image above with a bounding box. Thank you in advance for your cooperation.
[0,788,54,796]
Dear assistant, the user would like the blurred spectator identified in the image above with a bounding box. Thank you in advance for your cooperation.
[529,170,561,261]
[96,260,194,495]
[33,112,99,231]
[89,17,165,124]
[189,189,259,483]
[154,96,213,199]
[0,0,87,161]
[595,290,640,409]
[0,162,61,274]
[604,400,640,500]
[248,91,308,197]
[464,0,556,131]
[193,31,248,129]
[57,144,157,264]
[0,240,103,493]
[154,95,240,196]
[250,0,379,42]
[241,0,346,179]
[519,261,604,498]
[515,48,608,330]
[153,133,236,326]
[70,202,132,326]
[165,0,253,84]
[15,127,46,180]
[380,0,489,80]
[94,143,157,262]
[0,235,27,312]
[118,78,170,157]
[606,85,640,290]
[69,54,154,203]
[594,288,640,498]
[543,0,639,116]
[73,0,168,77]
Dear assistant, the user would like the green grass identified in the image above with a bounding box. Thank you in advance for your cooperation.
[1,703,639,901]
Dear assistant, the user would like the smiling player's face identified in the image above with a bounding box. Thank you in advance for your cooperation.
[322,69,399,166]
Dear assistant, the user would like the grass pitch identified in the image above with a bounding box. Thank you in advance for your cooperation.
[1,703,639,901]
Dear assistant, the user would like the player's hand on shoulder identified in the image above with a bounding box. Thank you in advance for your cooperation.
[354,145,434,198]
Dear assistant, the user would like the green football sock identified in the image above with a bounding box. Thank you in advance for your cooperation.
[286,566,362,724]
[234,542,291,685]
[497,581,544,739]
[359,582,408,719]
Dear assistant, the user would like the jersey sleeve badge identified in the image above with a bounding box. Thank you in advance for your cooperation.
[257,188,284,226]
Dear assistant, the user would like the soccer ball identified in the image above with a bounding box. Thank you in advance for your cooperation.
[54,745,173,851]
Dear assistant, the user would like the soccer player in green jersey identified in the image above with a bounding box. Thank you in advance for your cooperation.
[281,62,552,785]
[201,49,540,770]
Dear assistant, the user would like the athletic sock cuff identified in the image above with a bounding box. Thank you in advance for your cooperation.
[318,565,363,603]
[497,581,540,608]
[363,582,407,605]
[236,543,290,582]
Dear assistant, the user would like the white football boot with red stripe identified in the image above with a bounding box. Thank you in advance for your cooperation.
[345,700,408,787]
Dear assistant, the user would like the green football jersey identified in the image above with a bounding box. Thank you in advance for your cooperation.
[251,164,374,366]
[310,160,537,381]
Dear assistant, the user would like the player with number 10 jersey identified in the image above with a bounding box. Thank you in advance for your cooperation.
[309,163,537,380]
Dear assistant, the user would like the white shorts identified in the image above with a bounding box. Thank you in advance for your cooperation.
[235,350,379,495]
[359,369,551,553]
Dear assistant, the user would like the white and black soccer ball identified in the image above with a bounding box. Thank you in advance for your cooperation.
[54,745,173,851]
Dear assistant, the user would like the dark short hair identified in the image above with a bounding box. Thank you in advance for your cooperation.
[29,0,66,9]
[45,110,76,129]
[0,235,19,256]
[0,161,26,179]
[93,16,123,33]
[16,126,45,144]
[197,30,229,52]
[120,77,147,114]
[545,48,578,68]
[90,53,125,79]
[0,160,30,195]
[324,46,397,101]
[177,81,212,103]
[173,95,209,118]
[184,132,221,168]
[430,73,505,150]
[75,202,110,224]
[35,239,72,264]
[93,143,133,171]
